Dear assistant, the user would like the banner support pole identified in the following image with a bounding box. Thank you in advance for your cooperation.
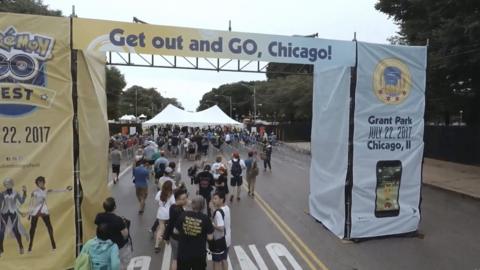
[70,15,83,256]
[344,32,358,240]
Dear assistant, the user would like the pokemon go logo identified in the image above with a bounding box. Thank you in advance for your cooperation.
[0,26,56,117]
[373,58,411,105]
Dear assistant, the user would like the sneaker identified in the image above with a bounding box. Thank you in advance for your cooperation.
[230,196,234,203]
[19,248,24,255]
[237,197,241,201]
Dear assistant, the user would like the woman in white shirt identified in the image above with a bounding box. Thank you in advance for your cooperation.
[154,180,175,253]
[27,176,72,253]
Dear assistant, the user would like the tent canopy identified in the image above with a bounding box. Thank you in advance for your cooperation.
[119,114,136,121]
[143,104,243,127]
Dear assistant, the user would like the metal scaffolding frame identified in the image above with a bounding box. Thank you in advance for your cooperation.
[106,51,312,75]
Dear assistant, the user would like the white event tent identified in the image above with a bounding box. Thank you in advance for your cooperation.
[143,104,243,127]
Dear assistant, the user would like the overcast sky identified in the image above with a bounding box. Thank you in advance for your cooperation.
[45,0,398,112]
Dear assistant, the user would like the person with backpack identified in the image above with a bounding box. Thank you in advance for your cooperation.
[94,197,131,270]
[195,165,215,218]
[214,168,229,196]
[209,191,231,270]
[263,143,273,172]
[245,151,259,197]
[154,151,169,184]
[75,223,120,270]
[228,152,247,202]
[174,196,214,270]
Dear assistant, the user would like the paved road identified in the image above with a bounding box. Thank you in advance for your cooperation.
[110,145,480,270]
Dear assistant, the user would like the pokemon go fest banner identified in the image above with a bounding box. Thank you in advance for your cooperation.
[73,17,356,66]
[0,13,76,269]
[350,42,427,238]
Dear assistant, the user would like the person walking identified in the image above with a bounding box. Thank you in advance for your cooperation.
[154,181,175,253]
[154,151,169,184]
[94,197,131,270]
[110,146,122,184]
[133,160,150,214]
[214,169,229,196]
[164,189,188,270]
[195,165,215,218]
[210,191,231,270]
[228,152,246,202]
[245,152,259,197]
[76,223,120,270]
[263,143,272,172]
[175,196,214,270]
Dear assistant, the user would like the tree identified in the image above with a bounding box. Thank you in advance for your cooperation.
[197,75,313,122]
[375,0,480,125]
[0,0,62,16]
[105,67,126,120]
[266,63,313,80]
[119,86,182,118]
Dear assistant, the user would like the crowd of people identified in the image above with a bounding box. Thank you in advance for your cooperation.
[77,125,275,270]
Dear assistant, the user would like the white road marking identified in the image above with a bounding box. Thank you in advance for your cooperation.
[126,241,301,270]
[234,245,265,270]
[127,256,151,270]
[108,165,133,186]
[249,244,269,270]
[161,243,172,270]
[266,243,302,270]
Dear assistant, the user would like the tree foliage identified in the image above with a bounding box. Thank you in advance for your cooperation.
[106,66,126,120]
[0,0,62,16]
[197,75,313,122]
[376,0,480,125]
[119,85,183,119]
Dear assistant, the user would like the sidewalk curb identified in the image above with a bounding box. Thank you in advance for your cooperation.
[281,142,480,201]
[280,142,311,155]
[422,182,480,201]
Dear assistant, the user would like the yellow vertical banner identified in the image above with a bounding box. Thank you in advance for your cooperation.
[0,13,75,269]
[76,50,110,241]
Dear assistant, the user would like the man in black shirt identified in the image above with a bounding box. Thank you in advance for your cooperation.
[175,196,214,270]
[164,189,188,270]
[195,165,214,217]
[94,197,131,270]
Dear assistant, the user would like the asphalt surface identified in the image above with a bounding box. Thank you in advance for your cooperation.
[110,144,480,270]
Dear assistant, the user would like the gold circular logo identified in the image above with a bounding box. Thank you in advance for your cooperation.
[373,58,411,105]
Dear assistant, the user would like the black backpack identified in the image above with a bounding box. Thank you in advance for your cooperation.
[199,175,211,189]
[231,160,242,177]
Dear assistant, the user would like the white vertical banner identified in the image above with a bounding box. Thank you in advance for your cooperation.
[350,42,427,238]
[309,65,352,238]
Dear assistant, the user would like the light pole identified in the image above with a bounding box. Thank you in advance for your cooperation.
[214,94,232,117]
[240,83,256,122]
[135,88,138,117]
[459,110,463,124]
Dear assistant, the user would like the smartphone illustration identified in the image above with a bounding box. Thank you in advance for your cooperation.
[375,160,402,218]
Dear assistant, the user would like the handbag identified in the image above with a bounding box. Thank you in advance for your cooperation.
[208,209,227,253]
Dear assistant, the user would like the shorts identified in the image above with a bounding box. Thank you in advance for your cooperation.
[135,187,148,200]
[230,176,243,186]
[177,256,206,270]
[212,247,229,262]
[171,239,179,259]
[112,164,120,174]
